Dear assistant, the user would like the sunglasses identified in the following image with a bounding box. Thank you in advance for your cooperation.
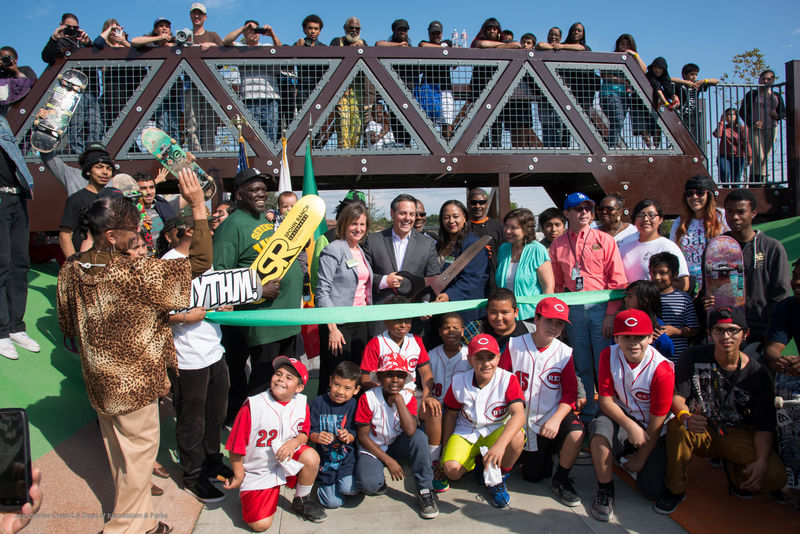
[416,212,426,217]
[570,206,593,213]
[596,206,618,213]
[684,189,708,198]
[346,26,361,31]
[469,199,488,206]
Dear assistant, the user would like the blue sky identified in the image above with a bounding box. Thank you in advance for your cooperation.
[5,0,800,216]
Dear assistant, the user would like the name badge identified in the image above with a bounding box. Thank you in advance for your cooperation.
[571,266,580,280]
[346,258,359,269]
[444,256,455,264]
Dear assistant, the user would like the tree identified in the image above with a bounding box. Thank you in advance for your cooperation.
[721,49,776,84]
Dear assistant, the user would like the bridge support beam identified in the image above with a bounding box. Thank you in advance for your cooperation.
[498,170,511,219]
[787,60,800,216]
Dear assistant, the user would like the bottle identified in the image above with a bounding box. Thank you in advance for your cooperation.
[452,28,459,47]
[461,28,468,48]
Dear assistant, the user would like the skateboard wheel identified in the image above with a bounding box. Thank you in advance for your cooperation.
[33,119,39,127]
[776,397,784,409]
[57,74,63,82]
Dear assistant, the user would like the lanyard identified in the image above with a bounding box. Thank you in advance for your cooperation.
[569,228,592,272]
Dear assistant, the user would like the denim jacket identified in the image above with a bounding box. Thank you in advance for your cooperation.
[0,115,34,199]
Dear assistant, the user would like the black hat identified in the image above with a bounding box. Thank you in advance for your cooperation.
[708,306,747,330]
[391,19,410,31]
[233,168,270,192]
[685,175,716,192]
[427,21,443,32]
[81,151,113,179]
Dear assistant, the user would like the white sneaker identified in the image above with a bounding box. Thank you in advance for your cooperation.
[10,332,41,353]
[0,338,19,360]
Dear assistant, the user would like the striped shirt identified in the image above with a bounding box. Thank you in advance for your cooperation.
[660,290,698,359]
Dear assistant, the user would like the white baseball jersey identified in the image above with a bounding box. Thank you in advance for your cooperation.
[240,392,308,491]
[356,388,415,457]
[446,368,523,443]
[609,344,674,431]
[504,335,574,451]
[361,332,429,382]
[428,345,471,402]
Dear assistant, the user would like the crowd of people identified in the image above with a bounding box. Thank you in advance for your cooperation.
[0,5,797,534]
[1,5,785,173]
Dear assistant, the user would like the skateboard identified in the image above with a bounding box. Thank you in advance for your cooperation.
[140,127,217,200]
[29,69,88,153]
[396,235,492,302]
[250,194,325,287]
[176,268,262,312]
[776,375,800,492]
[703,236,745,324]
[108,174,154,253]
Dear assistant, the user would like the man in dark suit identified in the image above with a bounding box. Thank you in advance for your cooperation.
[363,193,440,305]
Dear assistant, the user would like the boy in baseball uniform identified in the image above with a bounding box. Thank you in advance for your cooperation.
[440,334,526,508]
[224,357,327,531]
[498,297,584,506]
[588,310,674,522]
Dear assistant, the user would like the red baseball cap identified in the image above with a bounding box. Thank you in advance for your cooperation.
[468,334,500,357]
[272,356,309,384]
[536,297,571,323]
[613,309,653,336]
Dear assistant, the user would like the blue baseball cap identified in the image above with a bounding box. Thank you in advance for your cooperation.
[563,192,595,210]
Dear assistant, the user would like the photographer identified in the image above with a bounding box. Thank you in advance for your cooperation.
[93,18,131,49]
[41,12,92,64]
[132,18,176,48]
[0,47,36,81]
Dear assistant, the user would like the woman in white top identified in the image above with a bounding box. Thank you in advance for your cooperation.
[618,198,690,291]
[595,192,638,242]
[669,175,729,297]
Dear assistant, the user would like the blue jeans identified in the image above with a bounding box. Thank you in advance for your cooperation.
[68,94,103,155]
[718,155,745,185]
[355,429,433,494]
[599,92,629,148]
[317,475,358,509]
[564,302,612,422]
[156,104,181,145]
[245,99,279,145]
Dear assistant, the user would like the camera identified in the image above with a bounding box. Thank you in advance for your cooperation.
[64,25,80,38]
[175,29,193,45]
[253,28,268,35]
[0,56,13,68]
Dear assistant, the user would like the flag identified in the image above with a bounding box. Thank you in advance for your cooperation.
[236,133,249,173]
[302,138,327,242]
[278,136,292,193]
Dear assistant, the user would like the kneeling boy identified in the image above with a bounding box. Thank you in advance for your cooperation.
[225,357,326,531]
[354,353,439,519]
[589,310,674,522]
[441,334,526,508]
[499,297,584,507]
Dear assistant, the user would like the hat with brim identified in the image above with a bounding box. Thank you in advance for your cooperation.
[613,309,653,336]
[369,352,413,384]
[536,297,571,323]
[233,167,270,192]
[708,306,747,330]
[564,192,595,210]
[273,356,309,385]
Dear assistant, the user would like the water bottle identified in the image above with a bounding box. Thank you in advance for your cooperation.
[452,28,459,47]
[461,28,468,48]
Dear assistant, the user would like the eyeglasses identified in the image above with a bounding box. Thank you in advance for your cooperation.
[596,206,618,213]
[469,199,488,206]
[416,212,426,217]
[570,206,593,213]
[684,189,707,198]
[711,326,744,337]
[346,26,361,31]
[635,212,660,220]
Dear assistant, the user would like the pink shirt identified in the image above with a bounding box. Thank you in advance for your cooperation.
[352,247,369,307]
[550,227,627,314]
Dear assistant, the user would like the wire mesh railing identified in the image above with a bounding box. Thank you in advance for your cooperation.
[676,82,788,187]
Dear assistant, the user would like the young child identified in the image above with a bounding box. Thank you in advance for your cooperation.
[309,361,361,509]
[499,297,585,507]
[354,353,439,519]
[538,207,566,250]
[482,288,530,352]
[588,310,674,522]
[441,334,526,508]
[426,313,471,492]
[649,252,699,358]
[624,280,675,360]
[225,357,327,531]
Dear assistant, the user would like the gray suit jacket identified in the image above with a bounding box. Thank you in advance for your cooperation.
[362,228,440,303]
[315,239,373,308]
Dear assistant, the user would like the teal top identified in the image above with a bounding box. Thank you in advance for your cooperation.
[495,240,550,320]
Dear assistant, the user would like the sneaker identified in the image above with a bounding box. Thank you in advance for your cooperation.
[487,473,511,508]
[654,490,686,514]
[417,489,439,519]
[292,496,327,522]
[0,338,19,360]
[184,479,225,503]
[729,485,755,499]
[432,462,449,493]
[207,463,234,482]
[551,477,580,507]
[591,490,614,522]
[9,332,40,353]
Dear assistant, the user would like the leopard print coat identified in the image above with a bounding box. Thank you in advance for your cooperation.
[57,248,198,416]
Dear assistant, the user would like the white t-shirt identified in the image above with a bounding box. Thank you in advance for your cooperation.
[612,223,638,243]
[365,121,395,148]
[163,248,225,370]
[669,209,729,291]
[618,235,690,283]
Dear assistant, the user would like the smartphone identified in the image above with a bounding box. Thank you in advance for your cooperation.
[0,408,32,511]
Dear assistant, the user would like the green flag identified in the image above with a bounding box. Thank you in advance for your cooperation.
[303,139,327,241]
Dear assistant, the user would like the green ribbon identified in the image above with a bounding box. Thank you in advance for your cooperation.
[205,289,625,327]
